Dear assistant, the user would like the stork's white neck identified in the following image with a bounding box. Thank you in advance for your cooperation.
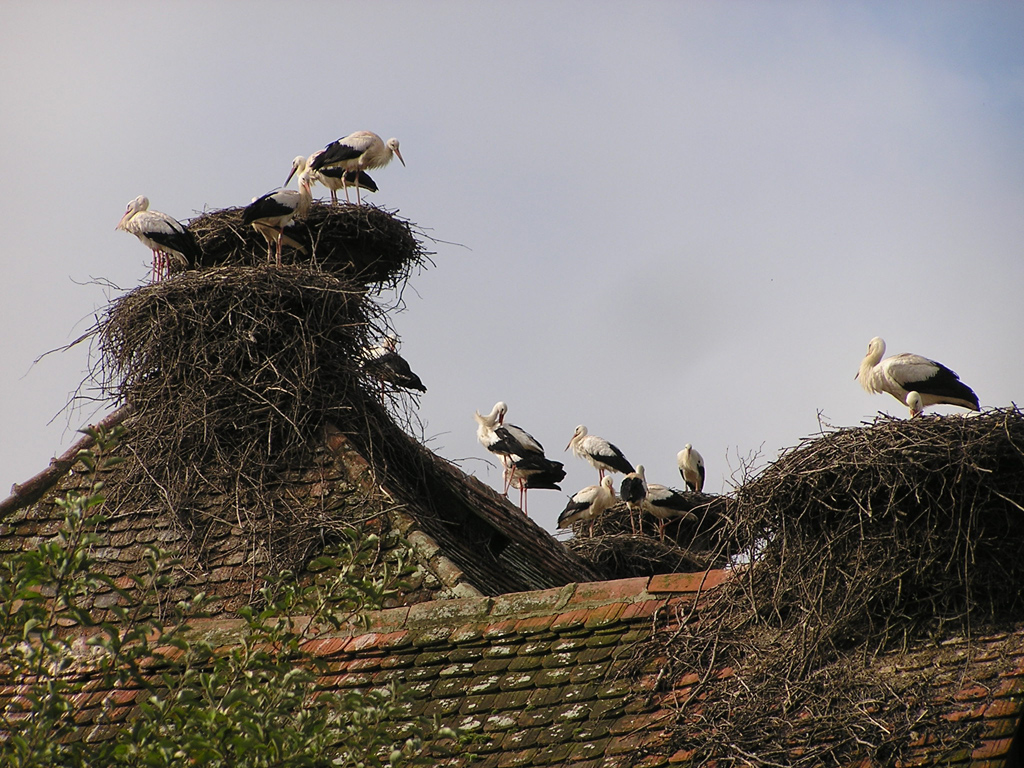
[858,338,887,394]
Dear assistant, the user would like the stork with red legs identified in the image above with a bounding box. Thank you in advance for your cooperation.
[474,401,558,508]
[643,484,698,543]
[504,454,566,516]
[619,465,648,535]
[116,196,200,282]
[292,153,378,205]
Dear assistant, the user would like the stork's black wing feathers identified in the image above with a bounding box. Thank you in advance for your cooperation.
[363,352,426,392]
[318,167,379,192]
[619,475,646,505]
[242,193,294,224]
[917,363,980,409]
[602,444,635,475]
[145,228,201,267]
[311,140,363,169]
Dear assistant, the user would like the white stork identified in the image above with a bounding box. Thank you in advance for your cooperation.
[504,454,566,517]
[856,337,980,416]
[643,484,697,543]
[116,196,200,282]
[474,401,547,496]
[676,444,705,493]
[292,153,378,205]
[618,465,648,535]
[242,160,314,265]
[308,131,404,204]
[362,335,426,393]
[557,476,616,536]
[566,425,635,481]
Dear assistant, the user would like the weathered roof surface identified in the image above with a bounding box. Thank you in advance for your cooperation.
[0,410,598,617]
[37,570,730,766]
[301,570,729,768]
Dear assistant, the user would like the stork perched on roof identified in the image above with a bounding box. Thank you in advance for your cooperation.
[856,337,980,416]
[504,454,566,517]
[308,131,404,204]
[292,153,378,205]
[558,477,616,536]
[619,465,648,535]
[116,196,200,282]
[677,444,705,493]
[566,425,634,481]
[362,334,426,393]
[474,401,549,499]
[643,484,698,543]
[242,159,314,265]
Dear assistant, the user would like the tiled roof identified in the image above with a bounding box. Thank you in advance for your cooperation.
[28,571,727,767]
[0,411,599,618]
[4,558,1024,766]
[300,570,730,768]
[656,623,1024,767]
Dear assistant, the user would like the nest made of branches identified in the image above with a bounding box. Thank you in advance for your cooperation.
[93,265,415,570]
[185,203,429,288]
[649,407,1024,766]
[563,496,734,579]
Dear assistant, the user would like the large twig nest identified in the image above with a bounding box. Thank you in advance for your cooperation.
[735,407,1024,633]
[184,203,429,287]
[562,497,734,578]
[647,408,1024,766]
[93,263,406,569]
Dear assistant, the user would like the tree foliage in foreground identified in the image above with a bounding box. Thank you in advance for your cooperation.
[0,426,464,767]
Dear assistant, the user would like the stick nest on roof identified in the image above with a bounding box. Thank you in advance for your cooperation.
[563,496,734,578]
[648,407,1024,766]
[91,204,430,570]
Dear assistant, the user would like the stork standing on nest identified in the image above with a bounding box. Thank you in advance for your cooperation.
[856,337,980,416]
[243,159,314,265]
[643,484,697,543]
[566,425,634,482]
[293,152,378,205]
[558,476,616,536]
[116,196,200,282]
[619,465,648,535]
[677,444,705,492]
[309,131,404,205]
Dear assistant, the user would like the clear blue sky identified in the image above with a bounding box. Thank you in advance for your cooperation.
[2,2,1022,534]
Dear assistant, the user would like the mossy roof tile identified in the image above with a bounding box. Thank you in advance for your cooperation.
[26,566,1022,767]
